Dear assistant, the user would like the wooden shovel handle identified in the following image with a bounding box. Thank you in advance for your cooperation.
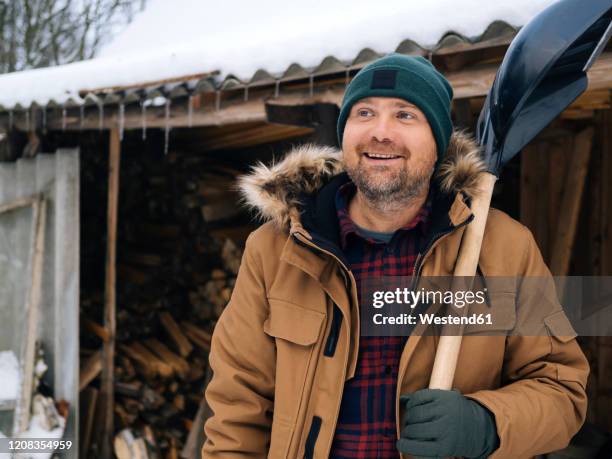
[429,172,497,390]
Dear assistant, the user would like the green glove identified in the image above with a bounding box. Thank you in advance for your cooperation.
[396,388,500,459]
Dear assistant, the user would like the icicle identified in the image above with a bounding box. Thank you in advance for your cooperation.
[309,74,314,98]
[215,90,221,111]
[164,98,171,155]
[98,104,104,131]
[42,107,47,133]
[118,102,125,141]
[345,67,350,87]
[188,94,194,128]
[9,110,13,130]
[79,105,84,130]
[141,101,147,140]
[274,80,280,98]
[243,84,249,102]
[62,108,67,131]
[25,110,30,131]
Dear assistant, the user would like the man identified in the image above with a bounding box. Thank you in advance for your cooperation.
[202,54,589,458]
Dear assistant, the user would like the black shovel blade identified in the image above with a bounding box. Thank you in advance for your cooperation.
[477,0,612,174]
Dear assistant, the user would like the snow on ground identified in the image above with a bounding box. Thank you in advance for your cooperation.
[15,413,65,459]
[0,0,558,108]
[0,350,20,402]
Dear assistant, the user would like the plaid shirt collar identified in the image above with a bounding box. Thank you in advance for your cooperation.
[335,180,433,250]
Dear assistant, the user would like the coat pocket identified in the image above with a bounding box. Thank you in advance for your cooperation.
[544,309,578,343]
[264,298,325,345]
[264,298,325,458]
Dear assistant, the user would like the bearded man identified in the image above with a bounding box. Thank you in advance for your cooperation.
[202,54,589,459]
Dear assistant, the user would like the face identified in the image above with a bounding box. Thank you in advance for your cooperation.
[342,96,437,207]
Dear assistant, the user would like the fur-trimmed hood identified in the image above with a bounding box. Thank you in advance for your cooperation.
[238,130,486,229]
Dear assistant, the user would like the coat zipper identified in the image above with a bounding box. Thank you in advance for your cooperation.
[303,415,322,459]
[324,302,342,357]
[291,213,473,456]
[291,232,354,457]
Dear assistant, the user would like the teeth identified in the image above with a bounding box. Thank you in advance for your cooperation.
[366,153,399,159]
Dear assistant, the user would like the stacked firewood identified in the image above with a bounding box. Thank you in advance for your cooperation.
[79,148,255,459]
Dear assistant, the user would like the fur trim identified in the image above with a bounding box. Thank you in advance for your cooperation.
[237,143,344,229]
[238,131,485,228]
[435,130,487,198]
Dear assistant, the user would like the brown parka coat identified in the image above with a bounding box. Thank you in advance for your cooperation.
[201,132,589,459]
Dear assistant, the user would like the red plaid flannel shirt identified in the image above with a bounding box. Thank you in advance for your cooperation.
[329,181,432,459]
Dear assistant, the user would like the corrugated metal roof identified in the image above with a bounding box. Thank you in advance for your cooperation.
[0,20,517,119]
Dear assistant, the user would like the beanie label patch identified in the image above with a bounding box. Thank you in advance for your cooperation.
[371,69,397,89]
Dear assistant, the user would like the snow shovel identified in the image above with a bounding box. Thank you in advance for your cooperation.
[429,0,612,390]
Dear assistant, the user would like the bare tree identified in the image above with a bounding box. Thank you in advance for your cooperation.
[0,0,146,73]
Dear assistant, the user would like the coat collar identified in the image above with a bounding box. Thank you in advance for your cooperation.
[238,129,486,234]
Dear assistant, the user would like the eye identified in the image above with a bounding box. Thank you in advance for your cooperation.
[398,111,415,120]
[356,108,373,117]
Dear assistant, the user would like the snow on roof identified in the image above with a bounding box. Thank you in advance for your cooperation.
[0,0,558,110]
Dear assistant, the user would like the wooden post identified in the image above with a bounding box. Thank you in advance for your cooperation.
[14,195,47,434]
[550,127,594,275]
[100,127,121,458]
[80,387,99,459]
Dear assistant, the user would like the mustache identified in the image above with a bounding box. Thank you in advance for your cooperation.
[355,142,410,157]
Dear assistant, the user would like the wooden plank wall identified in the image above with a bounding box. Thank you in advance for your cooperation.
[519,110,612,433]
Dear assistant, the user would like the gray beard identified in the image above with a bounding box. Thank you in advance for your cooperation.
[345,162,433,212]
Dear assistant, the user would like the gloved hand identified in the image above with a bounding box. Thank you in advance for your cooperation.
[396,388,499,459]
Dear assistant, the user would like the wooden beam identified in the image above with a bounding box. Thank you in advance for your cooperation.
[159,312,193,358]
[0,195,39,215]
[14,196,47,434]
[43,97,271,131]
[550,127,595,275]
[79,349,103,391]
[193,123,312,151]
[113,429,150,459]
[80,70,217,95]
[120,342,174,379]
[83,318,110,342]
[144,339,189,379]
[100,127,121,458]
[79,387,99,458]
[8,53,611,131]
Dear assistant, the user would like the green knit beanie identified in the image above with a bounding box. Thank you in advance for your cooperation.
[337,53,454,158]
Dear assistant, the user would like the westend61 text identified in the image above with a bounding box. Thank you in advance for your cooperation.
[373,312,493,326]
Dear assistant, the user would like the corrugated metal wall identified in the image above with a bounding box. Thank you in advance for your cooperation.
[0,149,79,456]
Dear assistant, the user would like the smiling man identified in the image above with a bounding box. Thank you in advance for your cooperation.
[342,95,437,234]
[202,54,589,459]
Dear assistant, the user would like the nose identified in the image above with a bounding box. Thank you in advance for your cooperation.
[369,113,394,144]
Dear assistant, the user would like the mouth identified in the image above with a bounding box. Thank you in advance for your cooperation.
[362,152,403,162]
